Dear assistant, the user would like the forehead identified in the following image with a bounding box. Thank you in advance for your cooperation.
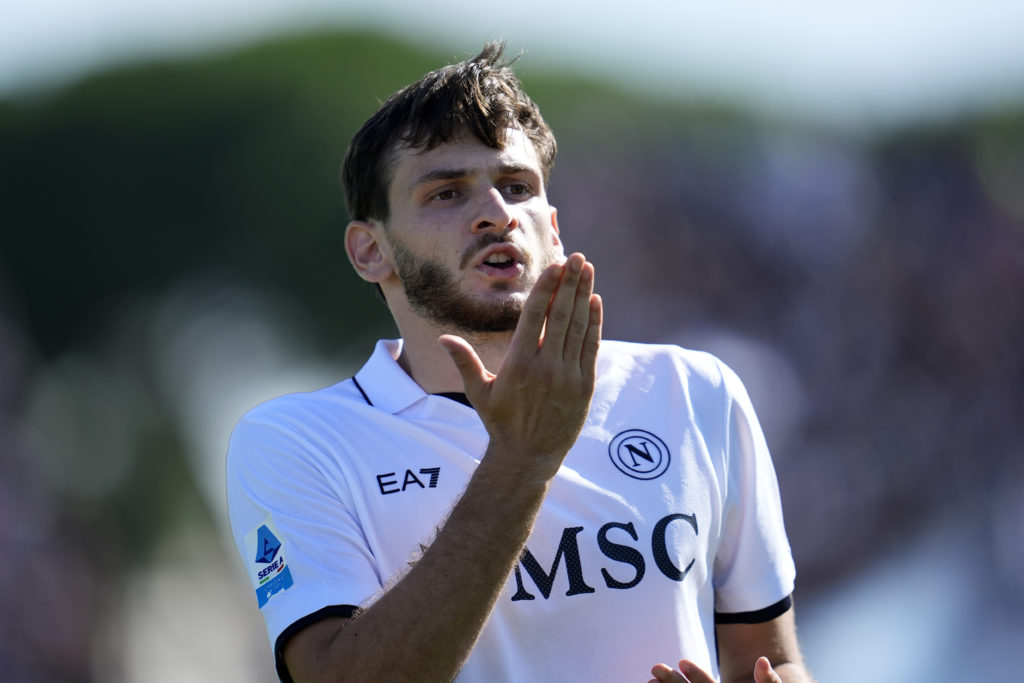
[389,128,544,195]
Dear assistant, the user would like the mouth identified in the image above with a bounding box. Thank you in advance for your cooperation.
[475,244,525,279]
[483,252,517,270]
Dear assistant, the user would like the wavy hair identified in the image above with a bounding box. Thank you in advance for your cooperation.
[340,41,557,223]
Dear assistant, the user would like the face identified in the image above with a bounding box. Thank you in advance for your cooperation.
[380,129,564,334]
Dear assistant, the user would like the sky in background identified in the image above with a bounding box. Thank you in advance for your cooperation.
[4,0,1024,128]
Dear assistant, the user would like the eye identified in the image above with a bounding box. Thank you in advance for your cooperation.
[503,182,532,198]
[431,188,459,202]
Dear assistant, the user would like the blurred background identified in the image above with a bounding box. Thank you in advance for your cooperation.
[2,2,1023,681]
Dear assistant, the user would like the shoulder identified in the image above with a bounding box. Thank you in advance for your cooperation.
[226,378,366,470]
[595,340,756,420]
[237,379,362,429]
[598,339,734,388]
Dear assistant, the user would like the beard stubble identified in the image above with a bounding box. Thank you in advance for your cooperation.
[390,235,525,334]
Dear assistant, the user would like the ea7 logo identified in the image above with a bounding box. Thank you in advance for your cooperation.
[377,467,441,495]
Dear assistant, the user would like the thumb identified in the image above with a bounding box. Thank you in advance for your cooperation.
[754,657,782,683]
[439,334,490,396]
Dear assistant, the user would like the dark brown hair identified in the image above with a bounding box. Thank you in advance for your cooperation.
[340,41,557,223]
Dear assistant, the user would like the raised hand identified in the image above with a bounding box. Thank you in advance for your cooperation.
[439,252,602,481]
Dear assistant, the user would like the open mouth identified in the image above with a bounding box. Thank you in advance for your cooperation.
[483,253,518,270]
[472,243,525,280]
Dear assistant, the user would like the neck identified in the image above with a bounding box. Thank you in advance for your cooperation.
[396,323,513,394]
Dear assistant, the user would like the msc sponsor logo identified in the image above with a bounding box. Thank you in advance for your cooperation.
[510,512,698,601]
[246,519,294,608]
[609,429,671,480]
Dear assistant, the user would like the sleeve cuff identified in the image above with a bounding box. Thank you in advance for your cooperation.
[714,594,792,625]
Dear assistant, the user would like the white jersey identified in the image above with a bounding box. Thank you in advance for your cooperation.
[226,339,796,682]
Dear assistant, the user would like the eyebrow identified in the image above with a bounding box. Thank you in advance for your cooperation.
[410,162,537,189]
[411,168,468,188]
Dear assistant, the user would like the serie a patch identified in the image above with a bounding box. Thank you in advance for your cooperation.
[245,517,294,608]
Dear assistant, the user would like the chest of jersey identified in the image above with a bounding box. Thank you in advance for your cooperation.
[332,375,724,616]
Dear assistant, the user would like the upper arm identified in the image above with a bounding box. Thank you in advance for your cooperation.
[281,616,351,683]
[715,608,806,683]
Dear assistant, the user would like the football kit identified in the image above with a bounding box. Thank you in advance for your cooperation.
[227,338,796,681]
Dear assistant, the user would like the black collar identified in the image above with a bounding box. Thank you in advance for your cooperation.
[433,392,473,408]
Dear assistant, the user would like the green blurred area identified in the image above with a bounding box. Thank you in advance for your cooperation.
[1,32,423,358]
[0,31,778,359]
[2,29,1022,682]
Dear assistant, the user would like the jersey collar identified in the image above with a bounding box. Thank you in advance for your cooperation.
[353,339,429,414]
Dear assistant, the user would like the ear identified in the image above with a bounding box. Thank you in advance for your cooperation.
[345,220,394,283]
[550,207,562,246]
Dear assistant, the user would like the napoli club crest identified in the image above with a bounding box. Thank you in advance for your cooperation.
[609,429,670,480]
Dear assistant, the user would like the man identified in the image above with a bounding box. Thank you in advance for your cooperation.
[227,42,813,683]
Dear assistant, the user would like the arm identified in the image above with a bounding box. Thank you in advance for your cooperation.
[650,608,814,683]
[283,254,602,683]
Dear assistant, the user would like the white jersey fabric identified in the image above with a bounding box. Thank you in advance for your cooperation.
[226,338,796,682]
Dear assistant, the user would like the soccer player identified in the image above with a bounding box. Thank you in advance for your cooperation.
[227,42,813,683]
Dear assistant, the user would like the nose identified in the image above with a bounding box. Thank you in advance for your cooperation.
[471,188,518,234]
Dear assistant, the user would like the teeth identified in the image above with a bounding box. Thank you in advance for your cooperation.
[486,254,512,264]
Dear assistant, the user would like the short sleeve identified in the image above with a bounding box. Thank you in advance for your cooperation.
[711,360,796,615]
[225,404,383,650]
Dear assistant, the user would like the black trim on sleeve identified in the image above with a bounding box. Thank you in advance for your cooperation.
[351,377,373,406]
[274,604,362,683]
[714,594,792,625]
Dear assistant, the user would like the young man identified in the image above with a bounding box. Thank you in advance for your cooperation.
[227,43,813,683]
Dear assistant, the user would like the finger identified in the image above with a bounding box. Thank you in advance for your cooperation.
[677,659,716,683]
[649,663,687,683]
[561,260,595,363]
[508,262,563,360]
[538,253,585,357]
[754,656,782,683]
[580,293,602,378]
[439,335,491,398]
